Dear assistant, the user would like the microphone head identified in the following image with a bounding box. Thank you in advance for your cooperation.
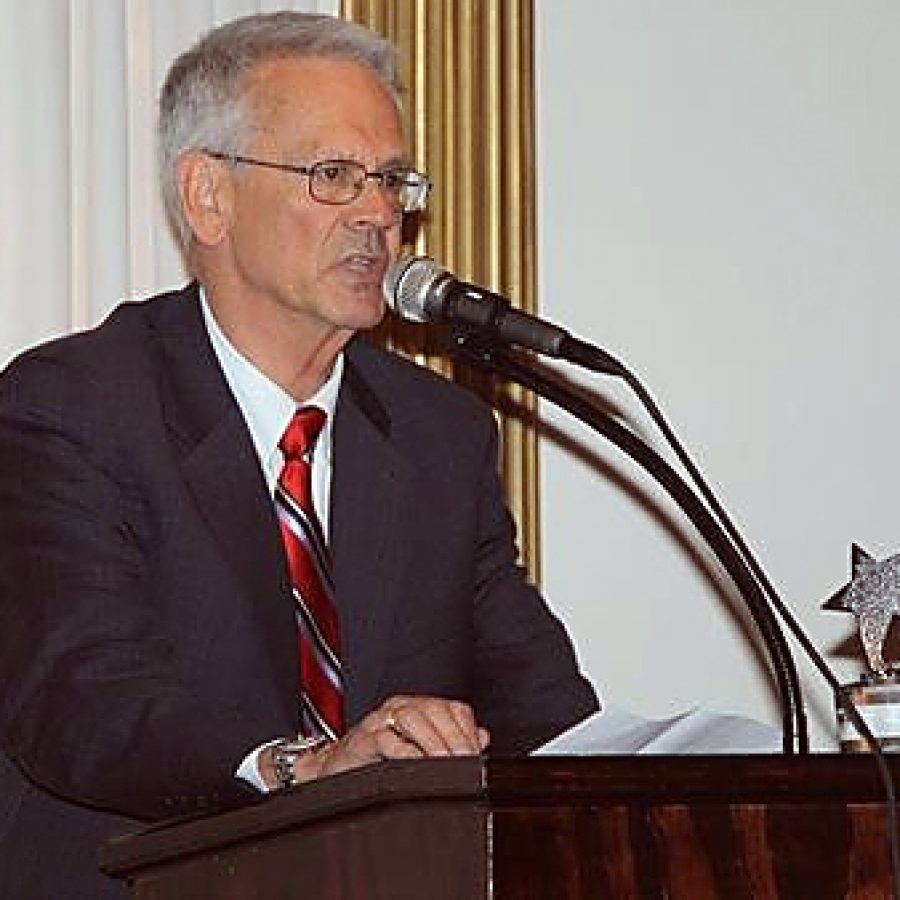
[382,255,447,323]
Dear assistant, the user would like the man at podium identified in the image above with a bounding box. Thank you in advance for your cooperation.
[0,11,597,898]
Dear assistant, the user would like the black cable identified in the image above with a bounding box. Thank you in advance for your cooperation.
[565,336,900,897]
[454,335,799,754]
[561,334,808,752]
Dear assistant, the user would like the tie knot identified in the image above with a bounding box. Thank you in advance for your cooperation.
[280,407,327,462]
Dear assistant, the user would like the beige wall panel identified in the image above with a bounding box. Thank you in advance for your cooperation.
[342,0,541,580]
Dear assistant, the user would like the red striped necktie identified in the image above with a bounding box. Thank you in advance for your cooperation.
[275,407,345,740]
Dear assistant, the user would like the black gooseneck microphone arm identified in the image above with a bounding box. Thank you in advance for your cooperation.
[451,330,803,754]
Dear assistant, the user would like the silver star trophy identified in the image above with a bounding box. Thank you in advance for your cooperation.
[823,544,900,752]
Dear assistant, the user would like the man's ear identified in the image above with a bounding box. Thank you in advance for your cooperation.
[177,151,233,246]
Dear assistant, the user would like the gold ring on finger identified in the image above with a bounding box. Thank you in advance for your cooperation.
[386,711,403,736]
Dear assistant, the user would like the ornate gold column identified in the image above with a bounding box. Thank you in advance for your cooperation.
[341,0,541,583]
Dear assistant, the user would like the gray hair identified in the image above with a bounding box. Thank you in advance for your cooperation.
[158,12,401,253]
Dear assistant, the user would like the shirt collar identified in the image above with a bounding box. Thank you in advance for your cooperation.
[199,287,342,482]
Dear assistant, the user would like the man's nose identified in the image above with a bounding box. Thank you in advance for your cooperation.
[349,175,401,229]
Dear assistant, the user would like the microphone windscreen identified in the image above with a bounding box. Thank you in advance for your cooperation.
[382,255,444,322]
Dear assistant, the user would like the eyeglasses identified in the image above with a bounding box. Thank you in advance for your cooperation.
[205,151,431,214]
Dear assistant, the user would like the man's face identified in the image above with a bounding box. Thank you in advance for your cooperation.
[220,56,408,342]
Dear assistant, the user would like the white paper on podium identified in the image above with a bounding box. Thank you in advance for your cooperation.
[534,705,783,756]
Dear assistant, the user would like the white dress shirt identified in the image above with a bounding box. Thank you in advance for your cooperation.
[200,289,343,791]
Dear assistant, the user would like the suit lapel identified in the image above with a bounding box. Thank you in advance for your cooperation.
[150,286,298,714]
[331,350,415,724]
[149,293,415,727]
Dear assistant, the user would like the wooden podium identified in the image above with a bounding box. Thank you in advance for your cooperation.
[101,755,897,898]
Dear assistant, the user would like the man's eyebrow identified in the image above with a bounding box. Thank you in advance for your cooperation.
[379,154,415,170]
[311,150,414,169]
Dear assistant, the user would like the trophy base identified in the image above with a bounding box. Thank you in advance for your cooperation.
[837,670,900,753]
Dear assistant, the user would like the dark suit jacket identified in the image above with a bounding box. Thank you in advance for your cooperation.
[0,283,597,898]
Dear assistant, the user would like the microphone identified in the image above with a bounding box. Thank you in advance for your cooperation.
[383,255,570,356]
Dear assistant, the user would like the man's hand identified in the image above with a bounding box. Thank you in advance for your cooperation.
[261,696,490,789]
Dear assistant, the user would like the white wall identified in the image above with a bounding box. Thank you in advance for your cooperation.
[536,0,900,747]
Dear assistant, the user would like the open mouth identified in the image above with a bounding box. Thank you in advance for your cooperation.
[339,253,388,283]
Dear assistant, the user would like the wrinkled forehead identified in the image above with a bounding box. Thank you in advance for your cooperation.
[242,55,405,155]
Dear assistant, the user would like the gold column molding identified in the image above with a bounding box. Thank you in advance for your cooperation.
[341,0,541,583]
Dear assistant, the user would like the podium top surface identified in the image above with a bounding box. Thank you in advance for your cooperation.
[101,753,898,878]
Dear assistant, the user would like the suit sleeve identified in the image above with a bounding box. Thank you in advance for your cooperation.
[469,413,599,755]
[0,355,264,820]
